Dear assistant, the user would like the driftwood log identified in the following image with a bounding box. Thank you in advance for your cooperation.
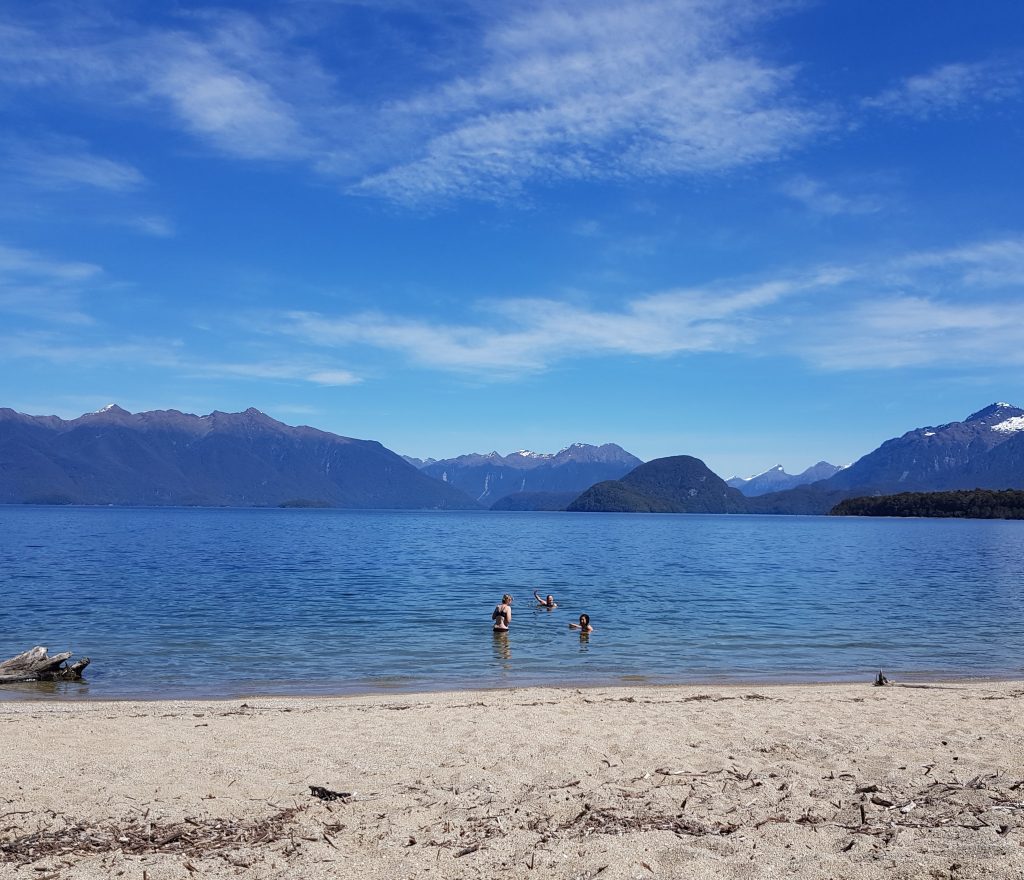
[0,646,90,684]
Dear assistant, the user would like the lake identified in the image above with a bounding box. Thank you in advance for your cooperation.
[1,506,1022,699]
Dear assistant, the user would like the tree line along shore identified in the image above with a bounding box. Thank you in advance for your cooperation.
[830,488,1024,520]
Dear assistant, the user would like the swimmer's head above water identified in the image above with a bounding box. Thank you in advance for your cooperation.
[570,613,593,633]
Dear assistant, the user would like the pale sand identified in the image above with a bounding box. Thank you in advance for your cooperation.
[2,681,1023,879]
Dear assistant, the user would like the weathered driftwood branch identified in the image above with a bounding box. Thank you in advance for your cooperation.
[0,646,90,684]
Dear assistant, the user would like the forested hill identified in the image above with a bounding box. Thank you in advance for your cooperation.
[830,489,1024,520]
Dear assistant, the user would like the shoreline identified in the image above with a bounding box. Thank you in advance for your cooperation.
[4,668,1024,703]
[3,680,1022,879]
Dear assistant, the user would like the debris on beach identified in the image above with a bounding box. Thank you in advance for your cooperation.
[0,806,304,864]
[0,646,89,684]
[309,786,353,802]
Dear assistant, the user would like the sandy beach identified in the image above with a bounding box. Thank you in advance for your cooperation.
[2,681,1023,879]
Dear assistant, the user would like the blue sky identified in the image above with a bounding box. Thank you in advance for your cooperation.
[2,0,1023,478]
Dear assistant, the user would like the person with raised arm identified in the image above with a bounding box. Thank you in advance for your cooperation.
[533,590,557,608]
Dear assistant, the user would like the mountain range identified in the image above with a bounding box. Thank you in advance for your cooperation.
[571,403,1024,515]
[418,443,642,507]
[727,461,844,496]
[0,405,478,509]
[3,401,1021,514]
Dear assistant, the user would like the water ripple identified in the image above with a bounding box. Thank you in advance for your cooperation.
[1,508,1022,698]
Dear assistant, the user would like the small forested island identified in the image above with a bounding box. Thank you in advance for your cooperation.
[830,489,1024,520]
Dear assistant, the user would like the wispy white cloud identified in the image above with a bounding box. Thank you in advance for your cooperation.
[0,243,100,282]
[123,215,176,238]
[3,6,1020,211]
[0,331,184,366]
[276,270,842,374]
[0,2,826,204]
[6,231,1024,382]
[0,10,321,163]
[780,174,884,216]
[768,237,1024,369]
[892,237,1024,287]
[863,60,1023,119]
[0,136,173,237]
[306,369,361,386]
[1,141,146,191]
[0,242,102,324]
[351,1,827,202]
[0,325,362,388]
[267,235,1024,375]
[797,296,1024,370]
[191,360,362,386]
[143,30,313,161]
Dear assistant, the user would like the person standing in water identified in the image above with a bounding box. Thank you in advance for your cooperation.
[533,590,557,608]
[492,594,513,631]
[569,613,593,633]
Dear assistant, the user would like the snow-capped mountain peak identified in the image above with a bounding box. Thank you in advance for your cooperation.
[727,460,844,496]
[965,401,1023,423]
[514,449,552,459]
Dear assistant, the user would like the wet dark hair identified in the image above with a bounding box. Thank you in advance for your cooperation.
[579,613,590,627]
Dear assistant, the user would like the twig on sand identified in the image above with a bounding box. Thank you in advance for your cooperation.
[0,807,304,865]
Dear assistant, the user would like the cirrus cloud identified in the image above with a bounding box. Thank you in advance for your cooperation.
[0,1,829,204]
[268,236,1024,375]
[863,59,1023,119]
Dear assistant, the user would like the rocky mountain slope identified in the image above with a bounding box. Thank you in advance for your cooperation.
[751,402,1024,514]
[0,405,479,509]
[823,403,1024,493]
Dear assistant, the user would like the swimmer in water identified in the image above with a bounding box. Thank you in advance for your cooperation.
[569,613,593,633]
[533,590,557,608]
[492,594,513,631]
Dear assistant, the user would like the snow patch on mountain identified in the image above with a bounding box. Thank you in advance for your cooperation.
[992,416,1024,433]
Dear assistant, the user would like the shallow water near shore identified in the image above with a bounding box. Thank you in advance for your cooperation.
[1,506,1022,699]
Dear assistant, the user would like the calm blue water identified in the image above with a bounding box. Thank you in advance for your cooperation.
[1,506,1022,699]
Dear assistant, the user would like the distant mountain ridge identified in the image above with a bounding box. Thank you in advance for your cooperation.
[748,402,1024,513]
[420,443,642,506]
[0,405,479,509]
[6,401,1021,514]
[727,461,844,496]
[401,455,437,468]
[822,402,1024,492]
[567,403,1024,515]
